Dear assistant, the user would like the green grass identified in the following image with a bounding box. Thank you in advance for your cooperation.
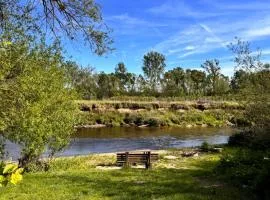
[0,150,253,200]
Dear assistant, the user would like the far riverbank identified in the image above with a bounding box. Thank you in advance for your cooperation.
[76,100,249,128]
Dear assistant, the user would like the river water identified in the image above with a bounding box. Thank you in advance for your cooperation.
[5,127,234,159]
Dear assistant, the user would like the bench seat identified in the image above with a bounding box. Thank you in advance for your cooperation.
[116,151,158,169]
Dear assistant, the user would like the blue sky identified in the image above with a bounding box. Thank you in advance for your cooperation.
[63,0,270,77]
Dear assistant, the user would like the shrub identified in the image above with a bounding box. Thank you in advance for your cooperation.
[200,142,211,152]
[216,148,270,199]
[228,131,270,150]
[145,118,161,127]
[228,132,254,147]
[0,162,24,187]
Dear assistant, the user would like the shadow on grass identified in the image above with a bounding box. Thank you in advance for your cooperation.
[55,167,251,200]
[1,159,255,200]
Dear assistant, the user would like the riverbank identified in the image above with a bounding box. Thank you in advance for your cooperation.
[76,100,248,128]
[1,149,254,200]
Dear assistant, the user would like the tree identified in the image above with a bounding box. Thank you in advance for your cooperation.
[115,62,128,93]
[142,51,166,93]
[215,74,230,95]
[96,72,119,99]
[125,72,136,93]
[64,61,96,99]
[136,75,147,94]
[0,0,113,55]
[228,37,262,72]
[230,70,250,92]
[228,38,269,96]
[201,59,221,95]
[229,38,270,139]
[190,70,207,95]
[263,63,270,69]
[163,67,185,96]
[0,38,77,167]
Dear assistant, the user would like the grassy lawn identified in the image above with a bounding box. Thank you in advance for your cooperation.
[0,150,253,200]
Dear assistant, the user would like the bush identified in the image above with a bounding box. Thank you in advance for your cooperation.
[200,142,211,152]
[228,131,270,150]
[145,118,161,127]
[216,148,270,199]
[228,132,254,147]
[0,162,24,187]
[230,116,251,127]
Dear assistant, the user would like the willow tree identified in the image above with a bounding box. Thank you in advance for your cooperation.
[0,36,77,167]
[0,0,113,55]
[0,0,112,166]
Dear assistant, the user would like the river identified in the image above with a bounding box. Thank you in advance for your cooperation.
[5,127,234,160]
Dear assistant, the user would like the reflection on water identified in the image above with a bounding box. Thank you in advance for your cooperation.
[62,127,234,156]
[5,127,235,159]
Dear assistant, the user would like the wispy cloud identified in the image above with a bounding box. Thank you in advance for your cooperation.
[245,27,270,38]
[153,11,270,59]
[202,0,270,11]
[109,13,166,27]
[106,13,168,36]
[184,46,196,51]
[147,0,224,19]
[154,24,226,58]
[262,49,270,56]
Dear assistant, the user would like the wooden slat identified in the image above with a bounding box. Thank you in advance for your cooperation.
[117,158,158,161]
[117,153,158,156]
[116,152,159,168]
[117,155,158,158]
[117,154,158,157]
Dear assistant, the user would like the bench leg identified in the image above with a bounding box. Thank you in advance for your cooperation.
[145,162,152,169]
[124,162,130,168]
[146,151,152,169]
[124,152,130,168]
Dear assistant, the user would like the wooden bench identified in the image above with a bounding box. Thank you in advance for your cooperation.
[116,151,158,169]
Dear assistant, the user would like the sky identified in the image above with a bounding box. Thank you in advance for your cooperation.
[63,0,270,77]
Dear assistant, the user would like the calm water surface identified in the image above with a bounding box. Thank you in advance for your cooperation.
[6,127,235,159]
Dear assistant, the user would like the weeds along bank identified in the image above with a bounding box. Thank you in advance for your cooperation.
[76,100,248,128]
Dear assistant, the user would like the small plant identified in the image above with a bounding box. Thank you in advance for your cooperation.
[200,141,211,152]
[0,162,24,187]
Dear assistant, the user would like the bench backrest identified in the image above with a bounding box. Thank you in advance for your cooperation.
[117,152,158,164]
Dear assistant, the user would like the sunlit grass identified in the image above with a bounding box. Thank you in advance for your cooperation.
[0,150,253,200]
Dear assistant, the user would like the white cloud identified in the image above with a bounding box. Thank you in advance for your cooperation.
[262,49,270,55]
[203,0,270,11]
[147,0,224,19]
[184,46,196,50]
[221,65,235,77]
[106,13,169,36]
[153,10,270,59]
[178,50,201,58]
[245,27,270,38]
[109,13,166,27]
[154,24,226,58]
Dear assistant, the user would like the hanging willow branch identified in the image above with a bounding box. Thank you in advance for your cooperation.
[0,0,113,55]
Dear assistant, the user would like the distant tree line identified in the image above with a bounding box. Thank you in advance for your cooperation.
[64,50,270,99]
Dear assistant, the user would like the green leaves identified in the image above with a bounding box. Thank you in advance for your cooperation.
[3,163,18,174]
[10,170,23,185]
[0,35,77,168]
[142,51,166,93]
[0,163,24,187]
